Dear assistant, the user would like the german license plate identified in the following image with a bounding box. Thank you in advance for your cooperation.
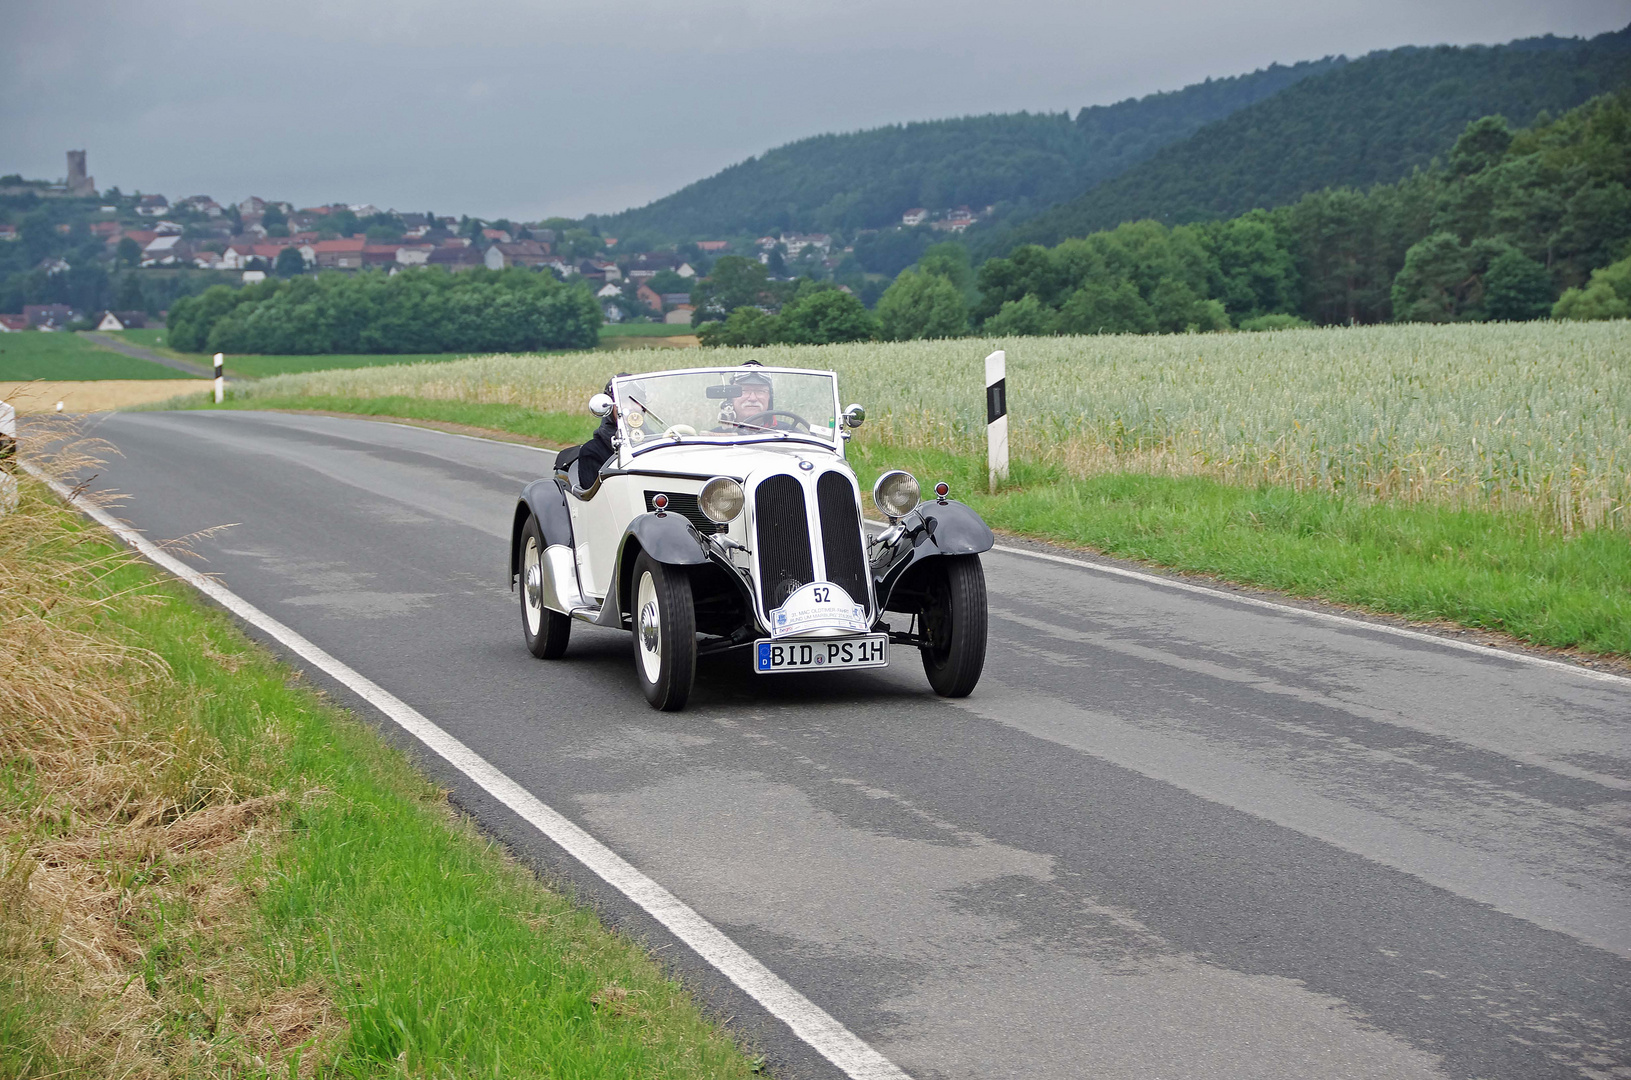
[754,634,888,674]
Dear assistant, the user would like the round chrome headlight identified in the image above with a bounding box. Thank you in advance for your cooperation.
[699,476,745,523]
[872,470,920,519]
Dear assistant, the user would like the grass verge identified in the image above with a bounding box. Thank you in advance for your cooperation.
[0,331,180,381]
[0,453,760,1077]
[847,444,1631,657]
[600,324,699,338]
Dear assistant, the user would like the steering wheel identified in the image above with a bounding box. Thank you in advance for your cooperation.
[740,410,811,432]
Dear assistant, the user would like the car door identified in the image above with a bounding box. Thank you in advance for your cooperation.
[578,475,646,600]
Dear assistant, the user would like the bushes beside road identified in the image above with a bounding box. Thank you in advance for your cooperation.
[167,266,602,355]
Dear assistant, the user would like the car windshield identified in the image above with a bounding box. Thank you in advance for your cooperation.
[613,368,840,451]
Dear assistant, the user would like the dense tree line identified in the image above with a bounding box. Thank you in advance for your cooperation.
[703,91,1630,346]
[970,90,1631,332]
[591,60,1340,242]
[691,257,877,346]
[167,268,602,354]
[980,26,1631,257]
[1553,251,1631,318]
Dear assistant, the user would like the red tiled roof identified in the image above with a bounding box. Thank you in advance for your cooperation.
[311,238,366,253]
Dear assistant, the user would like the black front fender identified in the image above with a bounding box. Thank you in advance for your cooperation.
[916,500,995,555]
[596,511,713,628]
[873,499,994,613]
[509,478,574,587]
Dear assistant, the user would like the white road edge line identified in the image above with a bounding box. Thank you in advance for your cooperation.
[988,542,1631,687]
[23,461,912,1080]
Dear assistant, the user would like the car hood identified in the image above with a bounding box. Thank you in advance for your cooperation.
[625,440,849,480]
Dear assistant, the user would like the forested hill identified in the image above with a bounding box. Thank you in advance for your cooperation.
[589,58,1341,242]
[978,25,1631,256]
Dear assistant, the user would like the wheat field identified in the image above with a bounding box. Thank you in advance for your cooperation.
[238,322,1631,530]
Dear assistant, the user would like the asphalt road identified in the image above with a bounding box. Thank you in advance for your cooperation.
[81,410,1631,1080]
[80,331,217,378]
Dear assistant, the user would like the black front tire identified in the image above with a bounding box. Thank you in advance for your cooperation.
[918,555,987,697]
[631,551,697,711]
[519,516,572,659]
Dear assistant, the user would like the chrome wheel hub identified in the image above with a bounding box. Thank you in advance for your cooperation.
[522,536,543,635]
[639,603,660,652]
[636,570,663,683]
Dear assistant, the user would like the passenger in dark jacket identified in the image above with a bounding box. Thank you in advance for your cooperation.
[576,410,618,488]
[564,373,628,489]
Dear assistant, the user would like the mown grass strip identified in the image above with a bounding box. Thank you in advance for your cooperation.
[847,445,1631,657]
[0,331,181,381]
[600,324,701,338]
[1,465,761,1078]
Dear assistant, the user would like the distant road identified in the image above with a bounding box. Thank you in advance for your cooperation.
[86,409,1631,1080]
[81,331,217,378]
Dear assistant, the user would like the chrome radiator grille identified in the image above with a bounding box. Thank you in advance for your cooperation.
[816,472,869,610]
[755,475,813,609]
[753,472,872,618]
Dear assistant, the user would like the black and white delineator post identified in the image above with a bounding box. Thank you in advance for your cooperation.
[213,353,224,404]
[0,397,15,516]
[985,349,1007,493]
[0,397,16,459]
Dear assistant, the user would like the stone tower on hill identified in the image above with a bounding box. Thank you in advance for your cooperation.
[66,150,94,197]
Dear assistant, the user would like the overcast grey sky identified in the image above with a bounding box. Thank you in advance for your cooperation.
[3,0,1626,222]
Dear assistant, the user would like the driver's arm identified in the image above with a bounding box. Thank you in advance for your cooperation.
[577,411,618,487]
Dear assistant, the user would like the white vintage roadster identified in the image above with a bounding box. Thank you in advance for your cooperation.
[508,364,993,710]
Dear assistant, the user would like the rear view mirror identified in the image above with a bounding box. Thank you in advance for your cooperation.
[706,384,744,399]
[588,393,613,417]
[842,403,866,428]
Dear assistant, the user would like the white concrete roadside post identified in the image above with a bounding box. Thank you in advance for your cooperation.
[214,353,224,404]
[0,398,16,516]
[985,349,1007,493]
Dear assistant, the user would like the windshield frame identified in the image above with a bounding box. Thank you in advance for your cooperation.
[611,366,843,459]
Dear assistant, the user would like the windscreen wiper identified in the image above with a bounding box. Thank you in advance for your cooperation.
[624,394,665,427]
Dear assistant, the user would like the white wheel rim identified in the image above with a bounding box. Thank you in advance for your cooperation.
[522,535,543,635]
[636,569,662,683]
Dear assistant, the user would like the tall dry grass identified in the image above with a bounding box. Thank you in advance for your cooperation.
[234,321,1631,531]
[0,424,343,1077]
